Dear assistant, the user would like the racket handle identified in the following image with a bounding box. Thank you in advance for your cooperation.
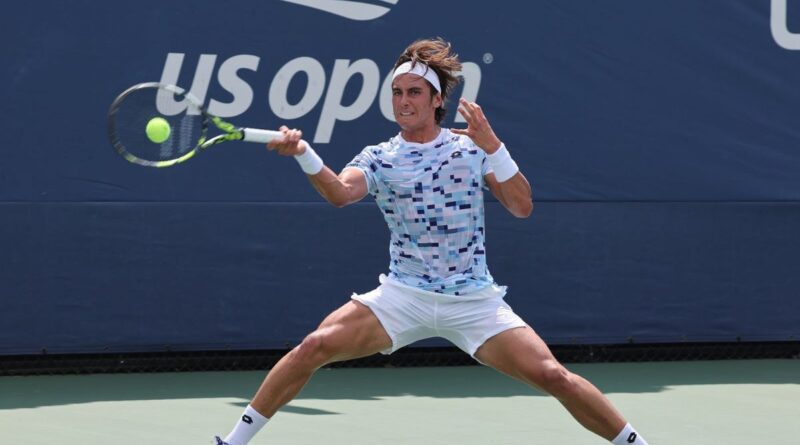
[241,128,284,143]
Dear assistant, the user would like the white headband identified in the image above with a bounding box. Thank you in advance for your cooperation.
[392,61,442,93]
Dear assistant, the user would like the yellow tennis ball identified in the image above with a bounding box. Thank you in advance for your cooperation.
[145,117,171,143]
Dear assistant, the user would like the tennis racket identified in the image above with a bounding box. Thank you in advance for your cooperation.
[107,82,283,168]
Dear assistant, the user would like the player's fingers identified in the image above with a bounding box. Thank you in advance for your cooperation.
[450,128,469,135]
[465,103,490,133]
[458,98,478,124]
[470,102,486,121]
[291,128,303,142]
[278,140,297,155]
[475,107,491,129]
[457,105,473,125]
[462,98,477,110]
[284,129,298,144]
[464,101,484,123]
[268,141,289,151]
[269,125,290,149]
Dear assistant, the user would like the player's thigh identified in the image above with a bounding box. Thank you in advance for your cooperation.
[313,300,392,362]
[474,325,560,384]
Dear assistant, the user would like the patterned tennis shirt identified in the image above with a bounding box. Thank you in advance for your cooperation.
[346,128,495,296]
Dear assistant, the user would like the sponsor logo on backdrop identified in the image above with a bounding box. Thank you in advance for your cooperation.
[771,0,800,49]
[157,53,485,144]
[279,0,398,21]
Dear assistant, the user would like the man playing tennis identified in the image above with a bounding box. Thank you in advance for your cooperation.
[216,38,650,445]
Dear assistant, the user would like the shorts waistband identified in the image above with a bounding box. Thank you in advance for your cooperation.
[378,274,506,302]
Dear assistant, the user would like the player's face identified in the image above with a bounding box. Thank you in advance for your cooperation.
[392,74,442,137]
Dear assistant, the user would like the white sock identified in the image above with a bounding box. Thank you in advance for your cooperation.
[611,423,649,445]
[223,405,269,445]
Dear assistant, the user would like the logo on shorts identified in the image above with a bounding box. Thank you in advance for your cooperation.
[279,0,399,21]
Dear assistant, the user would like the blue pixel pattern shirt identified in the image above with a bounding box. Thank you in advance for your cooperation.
[346,128,495,295]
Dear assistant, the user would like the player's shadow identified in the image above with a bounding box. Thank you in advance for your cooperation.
[1,360,798,411]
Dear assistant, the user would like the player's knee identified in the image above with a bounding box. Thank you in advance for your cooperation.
[291,331,332,367]
[532,362,577,398]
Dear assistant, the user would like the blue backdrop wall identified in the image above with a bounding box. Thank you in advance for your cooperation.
[1,0,799,354]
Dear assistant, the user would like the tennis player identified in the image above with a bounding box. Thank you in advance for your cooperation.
[216,38,650,445]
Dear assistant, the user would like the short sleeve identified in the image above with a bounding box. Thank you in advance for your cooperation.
[345,146,380,193]
[480,150,491,177]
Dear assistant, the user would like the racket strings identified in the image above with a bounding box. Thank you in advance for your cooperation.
[177,114,196,155]
[110,85,205,164]
[159,126,175,159]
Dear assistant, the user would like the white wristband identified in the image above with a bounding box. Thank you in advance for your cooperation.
[293,142,324,175]
[486,143,519,182]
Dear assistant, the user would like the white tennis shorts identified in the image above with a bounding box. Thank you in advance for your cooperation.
[351,274,527,358]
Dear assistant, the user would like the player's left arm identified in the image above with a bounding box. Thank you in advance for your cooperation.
[484,171,533,218]
[451,99,533,218]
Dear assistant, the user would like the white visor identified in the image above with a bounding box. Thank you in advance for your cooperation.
[392,61,442,93]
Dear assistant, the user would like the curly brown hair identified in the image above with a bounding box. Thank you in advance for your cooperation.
[393,38,463,124]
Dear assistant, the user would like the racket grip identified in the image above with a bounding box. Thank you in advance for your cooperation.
[241,128,284,143]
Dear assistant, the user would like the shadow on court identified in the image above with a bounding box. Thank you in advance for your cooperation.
[1,359,797,411]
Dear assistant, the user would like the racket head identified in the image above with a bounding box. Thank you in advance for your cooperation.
[107,82,209,168]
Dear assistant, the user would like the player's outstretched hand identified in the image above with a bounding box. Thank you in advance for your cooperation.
[451,98,503,154]
[267,125,307,156]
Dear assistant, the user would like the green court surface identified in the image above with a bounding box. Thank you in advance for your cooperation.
[1,359,798,444]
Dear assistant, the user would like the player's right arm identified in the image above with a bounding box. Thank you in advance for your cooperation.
[266,126,368,208]
[307,166,368,208]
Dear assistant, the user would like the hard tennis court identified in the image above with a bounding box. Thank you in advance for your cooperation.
[2,359,798,444]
